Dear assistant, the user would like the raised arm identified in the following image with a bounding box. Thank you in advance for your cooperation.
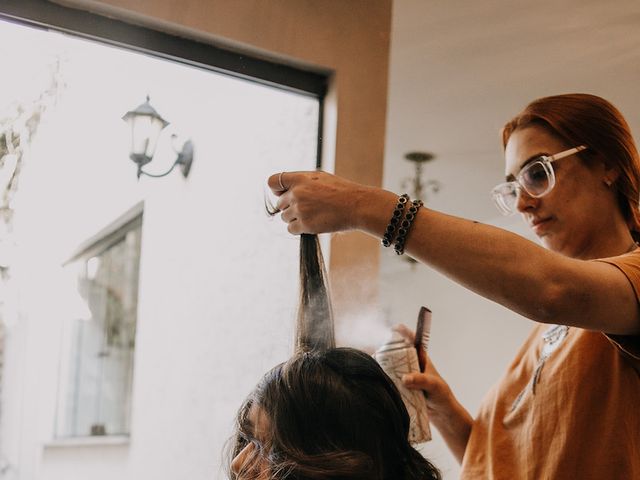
[268,171,640,335]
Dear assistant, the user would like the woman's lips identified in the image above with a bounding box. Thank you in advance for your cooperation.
[531,217,553,234]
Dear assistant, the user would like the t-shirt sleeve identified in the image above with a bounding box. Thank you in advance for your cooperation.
[594,251,640,372]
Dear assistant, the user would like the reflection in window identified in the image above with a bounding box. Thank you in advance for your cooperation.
[57,214,142,437]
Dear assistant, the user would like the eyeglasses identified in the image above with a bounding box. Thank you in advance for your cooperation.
[491,145,588,215]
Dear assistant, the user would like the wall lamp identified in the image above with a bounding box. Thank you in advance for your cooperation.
[402,151,441,202]
[122,96,194,179]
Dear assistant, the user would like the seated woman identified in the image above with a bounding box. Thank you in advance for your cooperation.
[228,235,440,480]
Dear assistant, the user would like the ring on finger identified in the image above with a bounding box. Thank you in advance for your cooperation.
[278,172,287,191]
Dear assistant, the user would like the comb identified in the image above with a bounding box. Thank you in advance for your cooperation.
[414,306,432,372]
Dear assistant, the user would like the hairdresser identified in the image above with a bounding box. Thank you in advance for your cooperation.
[268,94,640,479]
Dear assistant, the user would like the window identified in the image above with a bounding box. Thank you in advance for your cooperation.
[0,2,327,477]
[56,206,142,437]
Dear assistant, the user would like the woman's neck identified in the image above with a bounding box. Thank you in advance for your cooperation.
[572,226,636,260]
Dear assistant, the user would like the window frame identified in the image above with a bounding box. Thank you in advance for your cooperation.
[0,0,328,440]
[65,202,144,266]
[0,0,328,167]
[56,202,144,439]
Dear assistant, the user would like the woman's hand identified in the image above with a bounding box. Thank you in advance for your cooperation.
[394,324,473,464]
[267,171,394,235]
[393,324,456,417]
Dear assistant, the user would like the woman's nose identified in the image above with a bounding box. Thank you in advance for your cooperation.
[515,187,538,213]
[231,443,253,475]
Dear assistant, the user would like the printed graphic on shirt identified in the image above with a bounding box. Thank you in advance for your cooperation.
[510,324,570,412]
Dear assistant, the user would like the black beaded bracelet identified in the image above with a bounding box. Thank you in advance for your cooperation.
[394,199,423,255]
[381,194,410,248]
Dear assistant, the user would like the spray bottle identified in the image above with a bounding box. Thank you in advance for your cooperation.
[374,306,432,443]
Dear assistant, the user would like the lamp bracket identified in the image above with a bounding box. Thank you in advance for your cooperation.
[137,139,194,179]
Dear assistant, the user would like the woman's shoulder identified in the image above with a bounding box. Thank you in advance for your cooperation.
[592,247,640,288]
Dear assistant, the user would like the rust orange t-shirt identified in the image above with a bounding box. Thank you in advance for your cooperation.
[460,250,640,479]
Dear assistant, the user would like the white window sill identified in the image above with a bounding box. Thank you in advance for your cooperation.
[44,435,130,448]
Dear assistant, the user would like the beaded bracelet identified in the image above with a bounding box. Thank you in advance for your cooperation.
[381,194,410,248]
[394,199,423,255]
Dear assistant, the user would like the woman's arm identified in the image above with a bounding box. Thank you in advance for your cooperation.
[394,325,472,464]
[269,171,640,335]
[404,371,473,465]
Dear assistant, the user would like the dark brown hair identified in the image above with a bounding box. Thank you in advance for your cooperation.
[264,198,335,352]
[502,93,640,240]
[230,348,441,480]
[296,234,335,352]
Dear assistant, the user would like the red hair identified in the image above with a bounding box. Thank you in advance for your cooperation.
[502,93,640,240]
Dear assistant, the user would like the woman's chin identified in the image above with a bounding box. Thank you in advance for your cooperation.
[539,234,563,253]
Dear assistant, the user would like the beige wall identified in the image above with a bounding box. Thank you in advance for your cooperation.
[56,0,392,315]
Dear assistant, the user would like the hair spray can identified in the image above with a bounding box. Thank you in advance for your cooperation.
[374,330,432,443]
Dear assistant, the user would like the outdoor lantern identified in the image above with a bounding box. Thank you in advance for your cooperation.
[122,96,194,179]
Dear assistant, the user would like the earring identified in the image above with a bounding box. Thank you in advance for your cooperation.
[604,179,612,187]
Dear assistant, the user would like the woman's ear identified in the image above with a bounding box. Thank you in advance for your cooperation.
[602,163,620,188]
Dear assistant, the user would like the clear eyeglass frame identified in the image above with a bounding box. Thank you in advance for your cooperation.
[491,145,588,215]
